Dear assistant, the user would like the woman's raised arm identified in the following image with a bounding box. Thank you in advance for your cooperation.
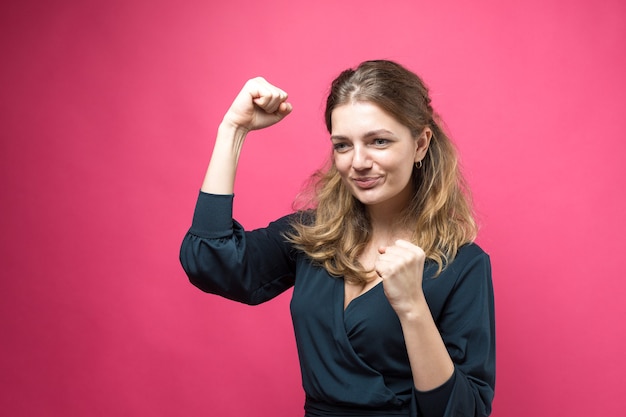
[201,77,292,194]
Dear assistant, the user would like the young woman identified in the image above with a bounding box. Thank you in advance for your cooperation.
[180,60,495,417]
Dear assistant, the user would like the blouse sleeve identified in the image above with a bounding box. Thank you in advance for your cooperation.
[179,192,297,305]
[416,247,496,417]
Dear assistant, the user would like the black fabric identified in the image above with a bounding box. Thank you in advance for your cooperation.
[180,192,495,417]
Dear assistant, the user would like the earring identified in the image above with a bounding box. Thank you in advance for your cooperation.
[415,160,423,169]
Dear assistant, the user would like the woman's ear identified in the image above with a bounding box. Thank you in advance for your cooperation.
[414,127,432,162]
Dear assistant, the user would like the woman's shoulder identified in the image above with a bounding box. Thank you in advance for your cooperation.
[259,209,316,240]
[455,242,489,262]
[443,242,492,285]
[423,242,489,282]
[279,209,316,227]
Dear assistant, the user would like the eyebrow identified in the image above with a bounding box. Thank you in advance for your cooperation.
[330,129,395,141]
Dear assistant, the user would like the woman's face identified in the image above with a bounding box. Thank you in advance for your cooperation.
[330,101,430,215]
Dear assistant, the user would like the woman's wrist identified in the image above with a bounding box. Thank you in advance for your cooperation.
[216,120,249,149]
[200,123,249,194]
[395,293,430,323]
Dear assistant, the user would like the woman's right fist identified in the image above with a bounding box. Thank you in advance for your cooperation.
[222,77,292,132]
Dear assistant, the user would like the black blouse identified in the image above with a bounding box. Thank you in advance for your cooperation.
[180,192,495,417]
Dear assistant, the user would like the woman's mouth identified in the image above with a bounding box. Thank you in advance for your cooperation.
[352,177,380,189]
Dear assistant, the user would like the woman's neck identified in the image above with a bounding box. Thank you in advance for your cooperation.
[367,210,412,245]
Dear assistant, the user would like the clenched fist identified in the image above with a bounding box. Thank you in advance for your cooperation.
[375,239,427,316]
[222,77,292,132]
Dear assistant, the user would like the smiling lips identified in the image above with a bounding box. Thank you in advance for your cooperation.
[352,177,381,189]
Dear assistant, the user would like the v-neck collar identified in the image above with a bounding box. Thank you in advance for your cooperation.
[341,279,384,312]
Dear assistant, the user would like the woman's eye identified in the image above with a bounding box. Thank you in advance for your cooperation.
[333,143,349,152]
[373,138,389,146]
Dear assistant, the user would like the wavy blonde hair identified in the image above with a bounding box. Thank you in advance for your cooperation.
[287,60,477,283]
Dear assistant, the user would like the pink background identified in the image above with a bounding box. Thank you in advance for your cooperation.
[1,0,625,416]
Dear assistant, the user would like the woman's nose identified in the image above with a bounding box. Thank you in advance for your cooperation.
[352,146,372,170]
